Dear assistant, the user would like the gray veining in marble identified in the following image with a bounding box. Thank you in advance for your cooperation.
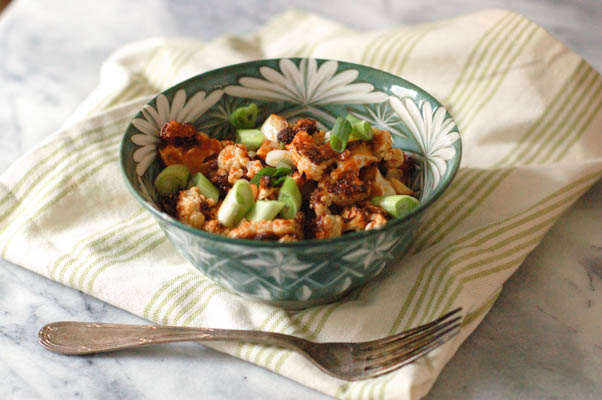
[1,0,600,399]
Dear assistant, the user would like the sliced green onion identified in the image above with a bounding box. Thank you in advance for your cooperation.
[275,158,295,170]
[154,164,190,195]
[271,167,293,186]
[372,195,419,218]
[265,149,293,168]
[345,114,362,124]
[187,172,219,202]
[250,166,292,186]
[272,167,292,179]
[229,103,258,129]
[250,167,277,185]
[246,200,285,221]
[278,177,302,219]
[329,116,353,153]
[351,121,373,140]
[235,129,264,151]
[346,114,373,140]
[218,179,255,228]
[272,177,286,186]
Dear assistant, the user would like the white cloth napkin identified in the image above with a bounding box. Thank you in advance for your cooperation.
[1,9,600,400]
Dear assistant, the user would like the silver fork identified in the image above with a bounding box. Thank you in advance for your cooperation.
[38,307,462,381]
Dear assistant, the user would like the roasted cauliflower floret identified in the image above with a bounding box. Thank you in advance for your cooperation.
[336,141,378,172]
[311,214,343,239]
[218,144,249,172]
[246,160,263,178]
[256,139,280,161]
[320,169,370,206]
[159,121,223,174]
[287,131,337,180]
[361,165,396,197]
[341,201,390,232]
[176,187,217,229]
[371,129,394,160]
[160,120,197,140]
[203,220,230,236]
[228,213,305,241]
[256,176,278,200]
[363,201,390,230]
[366,213,388,230]
[291,118,318,135]
[261,114,288,142]
[340,204,368,232]
[210,169,232,197]
[384,148,405,169]
[309,187,331,216]
[217,144,264,184]
[308,187,344,239]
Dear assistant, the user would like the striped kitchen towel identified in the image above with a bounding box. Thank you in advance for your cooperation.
[1,9,600,400]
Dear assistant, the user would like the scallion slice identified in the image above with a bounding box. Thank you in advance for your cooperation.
[329,116,352,153]
[346,114,373,140]
[345,114,362,124]
[246,200,285,221]
[275,158,295,170]
[272,167,292,179]
[235,129,264,151]
[250,167,277,185]
[272,177,286,186]
[271,167,293,186]
[372,195,419,218]
[265,149,293,168]
[229,103,259,129]
[250,166,292,186]
[187,172,219,203]
[154,164,190,195]
[278,177,302,219]
[218,179,255,228]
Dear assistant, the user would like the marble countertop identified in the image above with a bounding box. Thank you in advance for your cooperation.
[1,0,600,399]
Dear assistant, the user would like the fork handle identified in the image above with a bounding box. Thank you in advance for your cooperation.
[38,322,308,355]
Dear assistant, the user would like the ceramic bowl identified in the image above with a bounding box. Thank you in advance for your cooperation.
[120,58,461,308]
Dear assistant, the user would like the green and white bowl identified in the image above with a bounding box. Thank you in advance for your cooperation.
[120,58,461,309]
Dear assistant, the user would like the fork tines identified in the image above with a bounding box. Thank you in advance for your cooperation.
[354,307,462,378]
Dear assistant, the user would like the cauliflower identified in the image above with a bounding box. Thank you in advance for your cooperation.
[287,131,337,180]
[176,187,217,229]
[228,213,304,241]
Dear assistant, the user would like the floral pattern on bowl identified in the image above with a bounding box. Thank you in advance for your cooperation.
[120,58,461,308]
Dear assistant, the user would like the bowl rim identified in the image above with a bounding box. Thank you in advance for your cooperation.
[120,57,462,248]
